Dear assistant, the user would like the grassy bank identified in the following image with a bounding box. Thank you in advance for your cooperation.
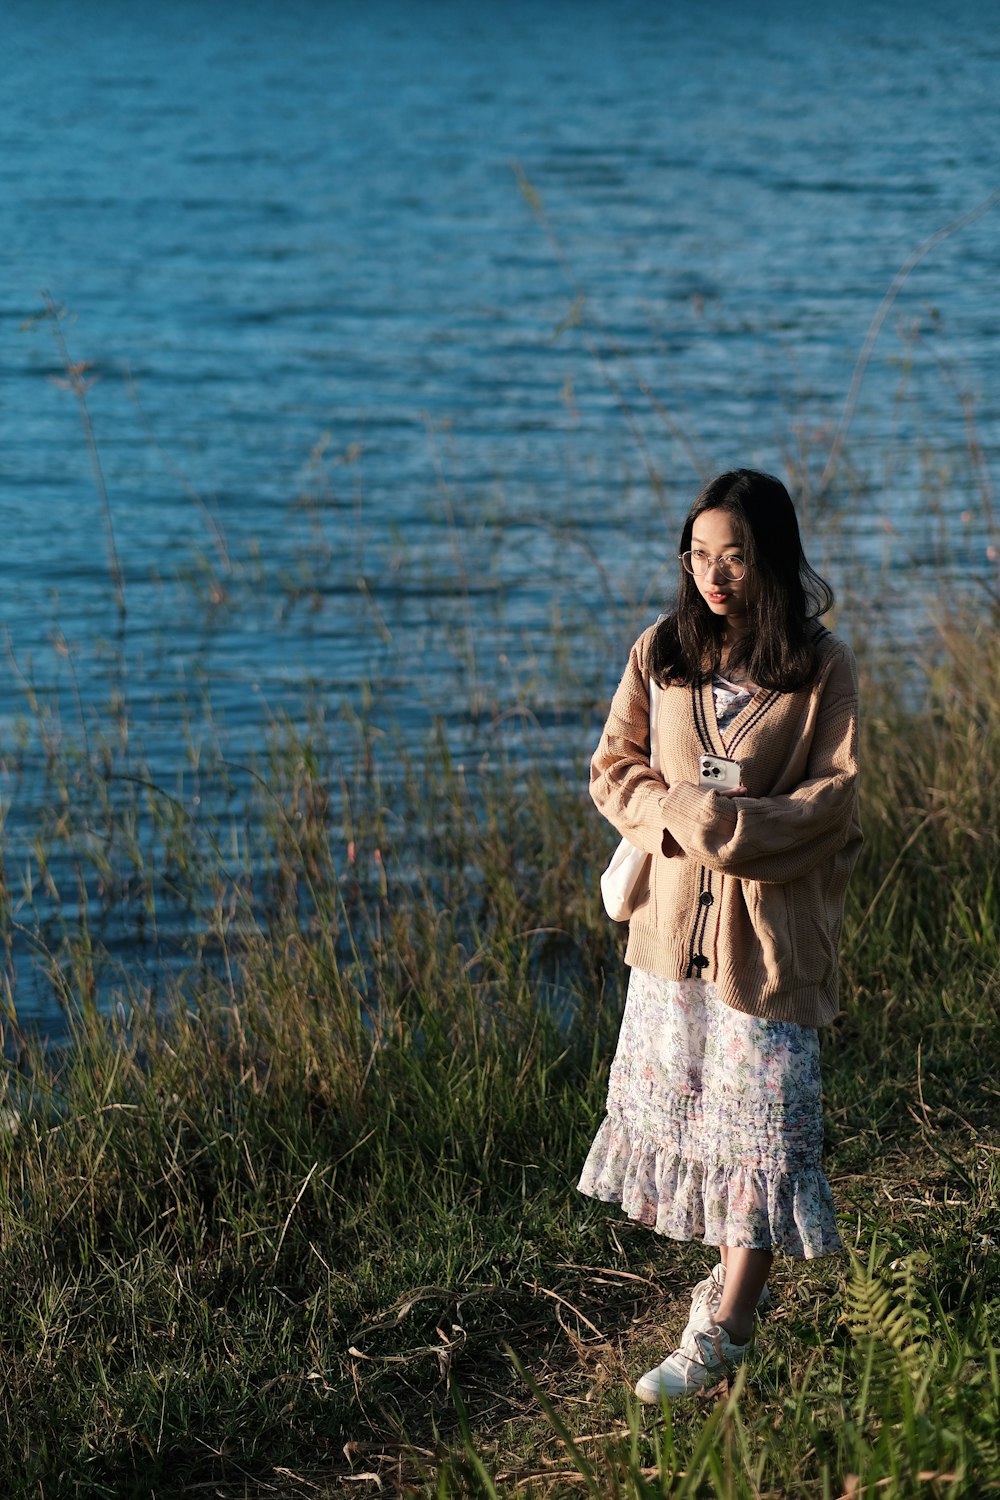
[0,602,999,1498]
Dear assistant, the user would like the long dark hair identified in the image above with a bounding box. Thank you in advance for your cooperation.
[649,469,834,692]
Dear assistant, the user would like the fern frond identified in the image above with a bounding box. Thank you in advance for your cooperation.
[843,1241,930,1385]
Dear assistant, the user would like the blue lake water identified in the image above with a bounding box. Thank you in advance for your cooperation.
[2,0,999,1027]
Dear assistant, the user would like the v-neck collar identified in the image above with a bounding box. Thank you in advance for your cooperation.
[703,676,753,754]
[689,626,830,759]
[695,677,776,756]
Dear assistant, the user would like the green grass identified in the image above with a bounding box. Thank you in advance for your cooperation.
[0,593,998,1497]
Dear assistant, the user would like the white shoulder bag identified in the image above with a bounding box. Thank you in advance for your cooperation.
[599,677,661,922]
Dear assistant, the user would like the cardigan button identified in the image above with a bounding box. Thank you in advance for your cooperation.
[699,892,714,906]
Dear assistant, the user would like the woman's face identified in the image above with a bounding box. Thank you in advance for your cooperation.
[688,508,751,628]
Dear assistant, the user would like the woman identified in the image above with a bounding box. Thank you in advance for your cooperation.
[580,469,861,1402]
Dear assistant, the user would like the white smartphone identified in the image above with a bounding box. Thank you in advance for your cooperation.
[699,753,743,790]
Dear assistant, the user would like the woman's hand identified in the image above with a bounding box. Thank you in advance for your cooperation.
[718,786,748,797]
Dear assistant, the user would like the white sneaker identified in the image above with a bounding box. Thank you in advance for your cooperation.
[635,1323,749,1404]
[682,1263,772,1339]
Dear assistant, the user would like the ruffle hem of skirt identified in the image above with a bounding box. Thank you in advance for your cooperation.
[578,1113,842,1259]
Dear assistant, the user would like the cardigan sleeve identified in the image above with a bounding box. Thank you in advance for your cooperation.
[589,627,678,859]
[659,646,861,884]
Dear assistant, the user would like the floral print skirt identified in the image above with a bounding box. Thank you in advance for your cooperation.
[578,968,842,1258]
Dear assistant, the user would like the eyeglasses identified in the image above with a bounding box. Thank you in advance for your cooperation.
[679,549,747,582]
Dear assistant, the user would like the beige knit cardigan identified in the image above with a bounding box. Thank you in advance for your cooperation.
[590,623,862,1026]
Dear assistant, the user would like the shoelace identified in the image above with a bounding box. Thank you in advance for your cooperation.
[688,1277,721,1321]
[673,1326,729,1375]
